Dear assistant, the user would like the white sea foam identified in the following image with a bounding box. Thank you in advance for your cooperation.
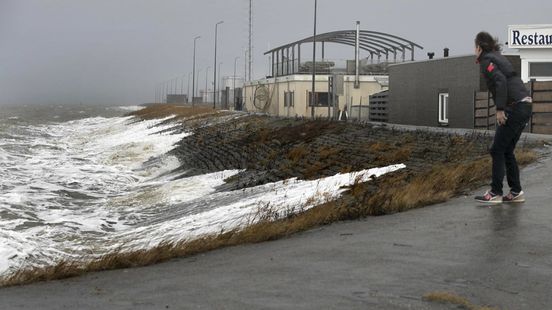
[0,114,188,274]
[113,106,145,112]
[109,164,406,251]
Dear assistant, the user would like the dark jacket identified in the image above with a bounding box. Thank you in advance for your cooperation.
[477,51,530,111]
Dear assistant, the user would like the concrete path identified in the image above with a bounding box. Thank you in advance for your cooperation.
[2,147,552,309]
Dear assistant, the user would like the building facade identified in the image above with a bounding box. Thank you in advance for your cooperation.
[388,55,480,128]
[243,74,387,118]
[508,24,552,82]
[387,54,523,129]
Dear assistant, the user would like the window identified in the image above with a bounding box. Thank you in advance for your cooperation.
[308,92,330,107]
[529,62,552,78]
[438,93,449,124]
[284,91,294,107]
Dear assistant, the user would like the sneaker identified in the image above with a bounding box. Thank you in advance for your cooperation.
[503,191,525,203]
[475,190,502,203]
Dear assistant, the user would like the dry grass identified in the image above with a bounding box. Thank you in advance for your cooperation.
[319,147,341,160]
[287,145,309,163]
[423,291,499,310]
[368,141,393,153]
[129,104,219,120]
[344,147,536,216]
[0,146,538,287]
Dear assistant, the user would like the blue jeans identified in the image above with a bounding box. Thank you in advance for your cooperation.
[490,102,532,195]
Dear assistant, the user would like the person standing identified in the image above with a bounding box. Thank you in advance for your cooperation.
[474,31,533,203]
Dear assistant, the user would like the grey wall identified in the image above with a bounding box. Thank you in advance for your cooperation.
[388,56,481,129]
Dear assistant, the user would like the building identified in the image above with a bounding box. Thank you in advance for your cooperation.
[243,74,388,118]
[166,94,188,104]
[243,24,423,118]
[508,24,552,82]
[386,25,552,130]
[387,53,523,129]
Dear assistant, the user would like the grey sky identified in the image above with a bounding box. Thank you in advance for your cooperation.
[1,0,551,106]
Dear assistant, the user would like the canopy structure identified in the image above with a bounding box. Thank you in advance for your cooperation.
[264,29,424,77]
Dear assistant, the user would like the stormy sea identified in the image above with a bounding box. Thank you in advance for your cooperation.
[0,104,404,277]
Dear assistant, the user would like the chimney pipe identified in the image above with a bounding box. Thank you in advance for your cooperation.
[427,52,435,60]
[444,48,449,58]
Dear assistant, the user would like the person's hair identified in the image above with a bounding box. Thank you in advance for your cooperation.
[475,31,502,52]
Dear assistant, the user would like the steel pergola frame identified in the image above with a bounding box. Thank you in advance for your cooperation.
[265,29,423,77]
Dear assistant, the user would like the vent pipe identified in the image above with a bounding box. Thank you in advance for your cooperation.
[444,48,449,58]
[354,21,360,89]
[427,52,435,60]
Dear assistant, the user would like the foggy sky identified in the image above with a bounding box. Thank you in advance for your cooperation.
[1,0,551,106]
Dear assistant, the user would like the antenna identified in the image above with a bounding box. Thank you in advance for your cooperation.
[248,0,252,81]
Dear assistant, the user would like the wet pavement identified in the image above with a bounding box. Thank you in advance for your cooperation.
[1,146,552,309]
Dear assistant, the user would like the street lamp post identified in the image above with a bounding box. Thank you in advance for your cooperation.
[187,72,192,103]
[234,56,239,108]
[218,62,223,108]
[213,21,224,109]
[311,0,318,119]
[165,80,169,103]
[192,35,201,107]
[205,66,211,103]
[196,68,203,100]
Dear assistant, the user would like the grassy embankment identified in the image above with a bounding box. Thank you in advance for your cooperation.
[0,104,539,287]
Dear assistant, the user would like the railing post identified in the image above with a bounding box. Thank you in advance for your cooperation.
[530,78,535,133]
[473,91,476,129]
[487,91,491,130]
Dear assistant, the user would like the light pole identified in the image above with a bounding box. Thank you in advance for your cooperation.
[205,66,211,103]
[234,56,239,108]
[192,35,201,107]
[187,72,192,103]
[311,0,318,119]
[213,21,224,109]
[196,68,203,101]
[218,62,223,108]
[244,49,248,82]
[165,80,169,103]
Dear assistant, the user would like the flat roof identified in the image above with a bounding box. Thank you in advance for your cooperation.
[387,54,477,67]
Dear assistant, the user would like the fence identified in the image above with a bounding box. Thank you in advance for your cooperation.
[474,80,552,134]
[350,105,370,121]
[369,90,389,122]
[530,80,552,134]
[473,91,496,130]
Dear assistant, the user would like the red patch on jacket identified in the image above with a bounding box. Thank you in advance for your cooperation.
[486,62,495,73]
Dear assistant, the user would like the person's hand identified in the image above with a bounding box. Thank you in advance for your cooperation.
[497,110,507,126]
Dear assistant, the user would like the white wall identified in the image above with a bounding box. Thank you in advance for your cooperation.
[243,75,386,118]
[518,49,552,82]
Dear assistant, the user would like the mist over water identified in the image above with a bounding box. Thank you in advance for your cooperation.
[0,104,404,277]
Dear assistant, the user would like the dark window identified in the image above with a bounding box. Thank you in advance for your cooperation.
[530,62,552,77]
[308,92,330,107]
[438,93,449,124]
[284,91,294,107]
